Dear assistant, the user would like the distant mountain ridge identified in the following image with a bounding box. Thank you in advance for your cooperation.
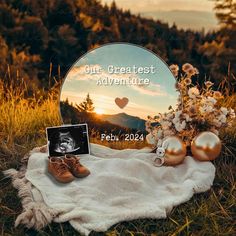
[100,112,146,131]
[141,10,218,31]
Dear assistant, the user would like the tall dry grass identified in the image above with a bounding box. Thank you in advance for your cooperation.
[0,76,61,156]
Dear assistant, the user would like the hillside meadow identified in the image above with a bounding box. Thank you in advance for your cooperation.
[0,72,235,236]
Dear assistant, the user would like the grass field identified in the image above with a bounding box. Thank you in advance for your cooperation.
[0,79,235,236]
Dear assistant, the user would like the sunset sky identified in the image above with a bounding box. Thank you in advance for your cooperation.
[102,0,215,12]
[101,0,217,31]
[60,44,179,120]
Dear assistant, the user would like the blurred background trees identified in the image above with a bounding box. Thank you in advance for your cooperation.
[199,0,236,88]
[0,0,235,90]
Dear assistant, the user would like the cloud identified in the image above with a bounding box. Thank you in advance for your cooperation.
[66,64,167,97]
[132,82,167,96]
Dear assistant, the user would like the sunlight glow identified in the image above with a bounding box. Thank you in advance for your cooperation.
[95,108,105,115]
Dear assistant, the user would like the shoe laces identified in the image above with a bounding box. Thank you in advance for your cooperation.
[65,155,81,166]
[74,158,82,166]
[51,158,69,174]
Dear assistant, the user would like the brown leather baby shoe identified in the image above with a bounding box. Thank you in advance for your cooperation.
[64,154,90,178]
[48,157,75,183]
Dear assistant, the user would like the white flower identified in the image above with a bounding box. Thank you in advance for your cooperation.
[220,107,228,115]
[218,114,227,123]
[172,110,182,124]
[146,133,156,145]
[172,116,179,125]
[199,105,214,114]
[175,110,182,118]
[175,124,182,132]
[188,87,200,99]
[201,96,217,105]
[181,120,186,129]
[206,96,217,105]
[166,112,174,120]
[184,114,192,122]
[163,130,175,137]
[212,118,222,128]
[175,120,186,132]
[160,120,172,129]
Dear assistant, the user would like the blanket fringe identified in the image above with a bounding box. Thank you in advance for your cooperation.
[3,167,59,230]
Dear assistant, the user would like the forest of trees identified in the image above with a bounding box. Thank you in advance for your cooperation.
[0,0,235,90]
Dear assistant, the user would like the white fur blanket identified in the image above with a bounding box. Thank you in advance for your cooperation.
[5,143,215,235]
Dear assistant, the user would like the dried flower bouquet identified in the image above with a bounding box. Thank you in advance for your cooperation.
[146,63,235,146]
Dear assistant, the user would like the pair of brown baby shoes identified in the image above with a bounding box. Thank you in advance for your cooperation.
[48,154,90,183]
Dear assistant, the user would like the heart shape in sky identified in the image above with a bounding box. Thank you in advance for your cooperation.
[115,97,129,109]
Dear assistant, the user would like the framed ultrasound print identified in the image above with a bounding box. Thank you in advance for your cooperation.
[46,124,90,157]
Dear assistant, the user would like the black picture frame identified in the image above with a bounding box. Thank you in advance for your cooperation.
[46,124,90,157]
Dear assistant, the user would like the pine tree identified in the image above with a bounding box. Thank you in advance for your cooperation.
[76,93,94,112]
[199,0,236,86]
[214,0,236,29]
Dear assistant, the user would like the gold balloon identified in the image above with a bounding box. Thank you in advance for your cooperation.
[162,136,187,166]
[191,132,222,161]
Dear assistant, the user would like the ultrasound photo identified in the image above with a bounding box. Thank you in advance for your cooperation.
[46,124,90,157]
